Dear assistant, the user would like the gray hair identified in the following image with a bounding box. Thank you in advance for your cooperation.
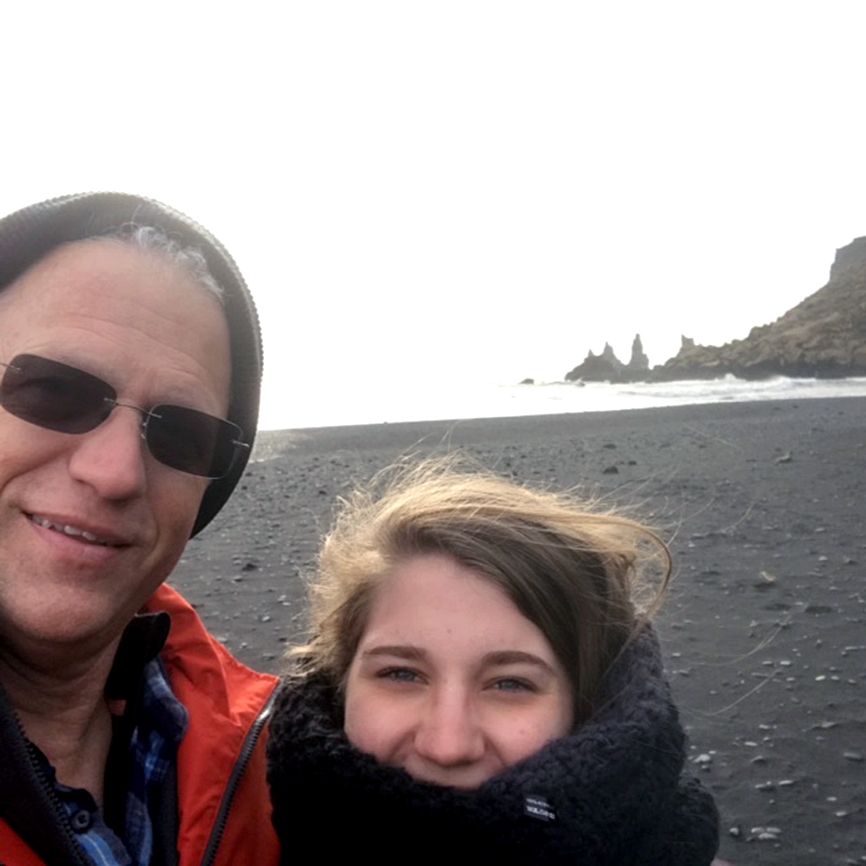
[109,223,225,305]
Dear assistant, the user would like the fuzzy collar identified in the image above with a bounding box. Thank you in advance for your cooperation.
[267,628,718,865]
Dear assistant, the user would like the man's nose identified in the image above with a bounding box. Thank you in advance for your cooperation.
[413,689,485,767]
[67,407,148,500]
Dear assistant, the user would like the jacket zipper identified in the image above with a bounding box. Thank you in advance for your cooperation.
[198,684,279,866]
[7,710,91,866]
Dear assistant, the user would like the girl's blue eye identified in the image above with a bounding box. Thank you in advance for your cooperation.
[380,668,419,683]
[493,678,534,692]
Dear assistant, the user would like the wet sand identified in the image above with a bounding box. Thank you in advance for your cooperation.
[171,397,866,866]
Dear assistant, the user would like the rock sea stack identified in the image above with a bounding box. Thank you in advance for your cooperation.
[565,334,649,382]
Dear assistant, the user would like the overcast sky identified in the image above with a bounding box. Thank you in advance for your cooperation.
[3,1,866,426]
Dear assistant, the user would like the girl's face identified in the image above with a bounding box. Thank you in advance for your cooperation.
[343,553,574,790]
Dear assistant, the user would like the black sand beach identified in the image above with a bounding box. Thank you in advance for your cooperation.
[170,397,866,866]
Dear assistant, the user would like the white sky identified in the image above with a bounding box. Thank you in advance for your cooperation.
[3,2,866,428]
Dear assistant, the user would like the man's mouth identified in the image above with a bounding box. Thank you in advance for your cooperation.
[28,514,119,547]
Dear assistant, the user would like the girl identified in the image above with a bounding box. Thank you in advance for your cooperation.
[267,459,718,865]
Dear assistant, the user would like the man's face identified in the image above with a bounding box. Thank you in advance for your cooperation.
[0,239,231,665]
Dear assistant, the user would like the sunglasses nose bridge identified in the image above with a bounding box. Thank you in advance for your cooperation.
[103,397,157,440]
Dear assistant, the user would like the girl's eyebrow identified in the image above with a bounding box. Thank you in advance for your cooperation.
[482,650,556,674]
[360,645,427,662]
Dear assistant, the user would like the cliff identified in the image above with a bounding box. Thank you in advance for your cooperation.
[654,237,866,380]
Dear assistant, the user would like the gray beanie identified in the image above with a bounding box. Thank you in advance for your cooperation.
[0,192,261,536]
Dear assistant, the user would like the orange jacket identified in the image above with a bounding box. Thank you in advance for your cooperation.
[0,583,281,866]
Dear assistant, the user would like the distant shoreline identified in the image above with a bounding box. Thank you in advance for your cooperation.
[257,378,866,435]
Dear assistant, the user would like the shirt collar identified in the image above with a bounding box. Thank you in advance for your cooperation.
[105,612,171,701]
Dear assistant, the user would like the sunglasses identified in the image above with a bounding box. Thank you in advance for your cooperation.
[0,353,248,479]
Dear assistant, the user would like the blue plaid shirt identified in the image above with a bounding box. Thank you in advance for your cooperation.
[38,657,188,866]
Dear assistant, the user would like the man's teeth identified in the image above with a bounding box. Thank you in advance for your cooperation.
[30,515,112,545]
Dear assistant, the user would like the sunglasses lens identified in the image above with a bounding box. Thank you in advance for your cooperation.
[147,405,241,478]
[0,354,114,434]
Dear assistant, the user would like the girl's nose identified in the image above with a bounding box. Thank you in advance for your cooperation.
[413,690,485,768]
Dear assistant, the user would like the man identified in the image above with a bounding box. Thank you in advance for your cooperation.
[0,193,280,865]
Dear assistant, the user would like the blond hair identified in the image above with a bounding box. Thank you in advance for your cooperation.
[298,456,671,723]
